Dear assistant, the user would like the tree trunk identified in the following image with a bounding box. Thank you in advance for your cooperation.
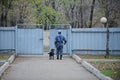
[88,0,95,28]
[4,12,8,27]
[0,13,4,26]
[80,0,83,28]
[44,19,47,30]
[0,1,4,26]
[51,0,56,24]
[0,0,13,27]
[71,8,74,27]
[71,6,74,27]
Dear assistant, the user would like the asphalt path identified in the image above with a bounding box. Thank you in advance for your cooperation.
[2,55,99,80]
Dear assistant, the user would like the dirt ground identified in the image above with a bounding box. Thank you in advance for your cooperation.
[89,62,120,70]
[90,62,120,80]
[77,54,120,70]
[77,54,120,80]
[0,63,4,66]
[0,53,12,60]
[78,54,120,59]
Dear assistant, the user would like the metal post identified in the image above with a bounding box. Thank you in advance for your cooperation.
[15,25,18,56]
[105,24,109,58]
[100,17,109,58]
[69,25,72,56]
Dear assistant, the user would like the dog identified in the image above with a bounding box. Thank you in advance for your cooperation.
[48,49,54,60]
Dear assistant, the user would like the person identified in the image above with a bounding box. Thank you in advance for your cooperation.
[54,30,67,60]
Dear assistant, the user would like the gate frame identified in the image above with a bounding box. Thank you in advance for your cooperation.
[49,24,72,56]
[0,27,16,54]
[15,24,44,55]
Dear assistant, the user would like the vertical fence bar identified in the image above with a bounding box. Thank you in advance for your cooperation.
[15,25,18,55]
[69,25,72,56]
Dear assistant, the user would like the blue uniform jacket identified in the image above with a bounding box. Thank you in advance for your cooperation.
[55,34,67,48]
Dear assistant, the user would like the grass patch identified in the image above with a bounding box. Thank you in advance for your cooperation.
[101,68,120,80]
[0,53,12,60]
[89,62,120,80]
[78,54,120,59]
[101,69,113,76]
[78,54,120,80]
[90,62,120,70]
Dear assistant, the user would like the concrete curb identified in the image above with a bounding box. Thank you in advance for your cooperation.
[72,54,82,63]
[0,54,15,79]
[8,54,15,64]
[0,62,9,75]
[72,54,113,80]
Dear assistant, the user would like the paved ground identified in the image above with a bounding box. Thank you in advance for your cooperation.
[2,31,99,80]
[2,55,99,80]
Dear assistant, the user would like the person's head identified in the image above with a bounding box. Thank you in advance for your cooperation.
[58,30,61,34]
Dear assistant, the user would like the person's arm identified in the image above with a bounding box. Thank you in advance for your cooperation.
[63,36,67,45]
[54,36,57,47]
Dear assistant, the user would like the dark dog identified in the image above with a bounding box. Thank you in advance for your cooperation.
[48,49,54,60]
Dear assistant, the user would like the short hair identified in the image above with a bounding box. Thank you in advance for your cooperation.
[58,30,61,34]
[58,32,61,34]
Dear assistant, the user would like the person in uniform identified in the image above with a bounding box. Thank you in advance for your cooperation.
[55,30,67,60]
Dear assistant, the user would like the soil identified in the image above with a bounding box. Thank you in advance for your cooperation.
[0,53,12,60]
[77,54,120,71]
[0,62,4,66]
[77,54,120,59]
[89,62,120,80]
[89,62,120,70]
[77,54,120,80]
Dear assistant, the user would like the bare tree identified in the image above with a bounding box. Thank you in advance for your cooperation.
[98,0,120,27]
[80,0,83,28]
[88,0,95,28]
[0,0,13,26]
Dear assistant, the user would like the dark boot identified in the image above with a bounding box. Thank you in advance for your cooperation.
[57,55,59,59]
[60,55,62,60]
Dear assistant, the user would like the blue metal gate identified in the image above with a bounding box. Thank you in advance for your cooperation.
[16,24,44,55]
[49,24,71,55]
[0,27,16,53]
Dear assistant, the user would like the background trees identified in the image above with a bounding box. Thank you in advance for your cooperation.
[98,0,120,28]
[0,0,13,26]
[0,0,120,28]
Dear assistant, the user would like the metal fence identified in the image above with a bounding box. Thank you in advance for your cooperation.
[0,27,16,53]
[0,25,120,55]
[71,28,120,55]
[0,24,44,55]
[49,27,120,55]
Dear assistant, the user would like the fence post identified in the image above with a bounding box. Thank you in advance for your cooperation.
[69,25,72,56]
[15,25,18,56]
